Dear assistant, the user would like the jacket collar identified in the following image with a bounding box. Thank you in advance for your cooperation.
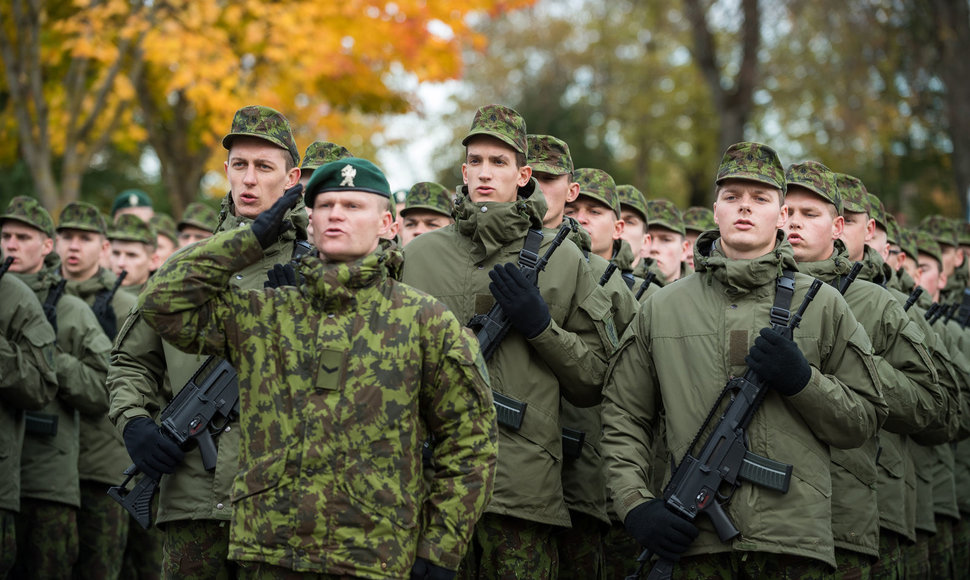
[299,239,402,311]
[454,178,546,262]
[794,239,853,284]
[66,267,116,300]
[215,192,310,247]
[694,229,798,296]
[859,245,892,286]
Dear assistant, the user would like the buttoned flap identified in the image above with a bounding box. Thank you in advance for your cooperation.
[231,447,287,503]
[315,348,348,391]
[876,436,905,480]
[577,286,619,351]
[830,444,878,487]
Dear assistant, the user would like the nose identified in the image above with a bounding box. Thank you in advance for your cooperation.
[243,163,257,185]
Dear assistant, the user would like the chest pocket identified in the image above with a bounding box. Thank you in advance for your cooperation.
[315,348,348,391]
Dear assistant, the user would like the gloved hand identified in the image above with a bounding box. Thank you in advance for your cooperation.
[744,327,812,396]
[624,499,699,562]
[410,557,456,580]
[488,263,551,339]
[123,417,185,481]
[264,263,297,288]
[251,184,304,249]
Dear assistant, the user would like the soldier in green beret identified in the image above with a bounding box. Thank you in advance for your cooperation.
[150,213,178,267]
[399,182,454,246]
[108,214,159,296]
[111,189,155,223]
[645,199,690,283]
[176,202,218,248]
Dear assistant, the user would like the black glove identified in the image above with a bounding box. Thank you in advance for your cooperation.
[624,499,699,562]
[264,263,297,288]
[122,417,185,481]
[251,184,304,249]
[91,292,117,338]
[410,557,455,580]
[744,327,812,396]
[488,263,551,339]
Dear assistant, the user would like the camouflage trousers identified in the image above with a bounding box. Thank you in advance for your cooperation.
[160,519,236,580]
[666,551,832,579]
[122,514,164,580]
[236,561,355,579]
[74,480,129,580]
[952,515,970,578]
[456,512,559,580]
[902,530,932,580]
[832,547,873,580]
[927,516,955,579]
[868,530,903,580]
[0,509,15,579]
[556,511,606,580]
[602,520,641,580]
[12,498,78,579]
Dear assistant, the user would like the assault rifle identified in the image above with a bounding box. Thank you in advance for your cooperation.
[108,357,239,529]
[92,270,126,338]
[628,278,823,580]
[838,262,863,295]
[635,272,657,301]
[903,287,924,312]
[599,262,618,287]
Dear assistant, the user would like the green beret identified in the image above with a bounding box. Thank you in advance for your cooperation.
[0,196,55,238]
[304,158,391,207]
[178,202,218,233]
[527,134,573,176]
[150,213,178,244]
[898,227,918,262]
[716,142,786,193]
[919,215,958,248]
[109,213,156,246]
[401,182,452,219]
[833,174,870,214]
[111,188,153,216]
[646,199,686,237]
[462,104,527,156]
[616,185,649,224]
[785,161,841,215]
[301,141,353,171]
[866,194,887,231]
[915,229,943,266]
[682,206,716,233]
[573,168,619,218]
[222,105,300,167]
[58,201,107,236]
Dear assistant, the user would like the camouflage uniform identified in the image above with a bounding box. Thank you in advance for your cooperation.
[138,221,498,578]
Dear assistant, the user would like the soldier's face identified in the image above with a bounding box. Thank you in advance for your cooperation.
[648,226,689,282]
[684,230,700,269]
[1,221,52,274]
[534,172,578,227]
[940,245,957,277]
[110,240,158,286]
[177,226,212,248]
[400,209,453,246]
[869,227,890,263]
[620,208,649,266]
[225,138,301,220]
[56,228,107,281]
[155,234,177,267]
[784,188,842,263]
[713,180,787,260]
[565,196,623,261]
[311,191,391,263]
[462,138,531,204]
[839,211,873,262]
[917,254,945,302]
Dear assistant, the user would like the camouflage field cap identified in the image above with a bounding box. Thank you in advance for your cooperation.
[57,201,107,235]
[111,188,153,216]
[222,105,300,166]
[914,229,943,266]
[715,142,786,193]
[866,194,888,231]
[573,168,619,218]
[108,213,156,246]
[150,213,178,244]
[305,157,391,206]
[898,227,918,261]
[401,182,453,219]
[885,213,900,246]
[616,185,648,224]
[959,221,970,247]
[462,104,527,156]
[683,206,716,233]
[785,161,841,215]
[646,199,686,237]
[919,215,958,248]
[301,141,353,171]
[0,196,55,238]
[177,202,218,233]
[833,174,869,214]
[527,134,572,176]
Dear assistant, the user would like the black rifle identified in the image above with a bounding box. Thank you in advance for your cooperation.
[925,302,941,322]
[838,262,863,295]
[903,287,924,312]
[599,262,618,287]
[92,270,127,338]
[42,279,67,333]
[944,302,960,325]
[107,357,239,529]
[928,303,948,325]
[635,272,657,301]
[629,279,823,580]
[0,256,13,283]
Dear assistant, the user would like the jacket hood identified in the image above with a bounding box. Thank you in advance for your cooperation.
[694,229,798,295]
[794,239,853,285]
[859,245,893,286]
[298,239,401,312]
[66,267,117,301]
[612,239,637,273]
[561,216,591,255]
[454,178,546,262]
[15,252,63,294]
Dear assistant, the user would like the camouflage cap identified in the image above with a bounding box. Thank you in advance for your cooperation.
[108,213,156,246]
[0,196,55,238]
[833,174,870,214]
[885,213,900,246]
[682,206,716,233]
[898,227,918,262]
[222,105,300,167]
[461,104,527,156]
[616,185,648,224]
[959,221,970,247]
[866,194,888,231]
[177,202,218,233]
[527,134,572,176]
[304,157,391,206]
[785,161,841,215]
[111,188,153,216]
[646,199,686,237]
[301,141,353,171]
[401,182,453,219]
[57,201,107,236]
[914,229,943,266]
[715,142,786,193]
[919,214,958,248]
[573,168,619,218]
[150,213,178,244]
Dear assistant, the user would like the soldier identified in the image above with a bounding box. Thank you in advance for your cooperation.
[565,169,625,260]
[0,196,113,579]
[297,141,353,188]
[682,206,716,269]
[645,199,691,283]
[107,105,309,580]
[402,106,618,579]
[55,201,139,580]
[137,157,498,579]
[399,182,454,245]
[176,202,218,248]
[111,188,155,223]
[108,214,159,295]
[150,213,179,267]
[922,215,962,305]
[615,185,651,272]
[601,142,885,577]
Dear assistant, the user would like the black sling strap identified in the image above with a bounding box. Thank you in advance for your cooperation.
[769,270,797,329]
[518,228,544,272]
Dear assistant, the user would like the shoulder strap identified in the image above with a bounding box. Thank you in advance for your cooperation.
[770,269,796,328]
[517,228,544,273]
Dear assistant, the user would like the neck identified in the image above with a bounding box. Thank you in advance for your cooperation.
[61,265,97,282]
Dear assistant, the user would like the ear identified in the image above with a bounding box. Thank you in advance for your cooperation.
[712,202,719,224]
[680,239,690,260]
[640,233,652,258]
[864,218,875,242]
[41,237,54,257]
[516,165,533,188]
[377,209,394,238]
[613,219,625,241]
[461,163,469,185]
[286,167,301,188]
[938,270,948,292]
[832,215,845,239]
[150,249,162,271]
[776,204,789,229]
[566,182,580,203]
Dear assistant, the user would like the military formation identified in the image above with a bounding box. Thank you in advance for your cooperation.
[1,100,969,580]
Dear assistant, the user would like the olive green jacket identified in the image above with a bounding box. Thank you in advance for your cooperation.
[602,230,885,568]
[140,228,498,578]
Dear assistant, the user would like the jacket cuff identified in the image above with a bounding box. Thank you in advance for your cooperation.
[415,537,461,571]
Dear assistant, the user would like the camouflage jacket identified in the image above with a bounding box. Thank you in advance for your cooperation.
[402,186,617,527]
[14,254,112,506]
[65,267,137,485]
[0,274,57,513]
[139,228,498,578]
[108,195,309,524]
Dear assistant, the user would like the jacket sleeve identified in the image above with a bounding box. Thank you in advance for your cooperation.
[53,295,112,416]
[107,309,170,432]
[0,280,58,410]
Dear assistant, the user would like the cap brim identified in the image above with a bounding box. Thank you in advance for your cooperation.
[715,174,783,191]
[462,130,523,154]
[400,204,452,218]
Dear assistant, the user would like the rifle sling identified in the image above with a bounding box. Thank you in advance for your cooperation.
[769,270,796,328]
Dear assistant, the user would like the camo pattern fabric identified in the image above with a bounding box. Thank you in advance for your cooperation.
[715,142,786,192]
[301,141,352,170]
[58,201,107,234]
[528,134,573,176]
[222,105,300,166]
[75,481,129,580]
[139,228,498,578]
[462,104,528,155]
[0,509,14,578]
[161,519,235,580]
[13,499,79,578]
[682,206,715,233]
[920,214,959,247]
[1,195,56,237]
[646,199,685,236]
[786,161,842,214]
[666,551,832,579]
[616,185,648,223]
[557,512,606,580]
[835,173,871,214]
[455,513,558,580]
[574,168,619,217]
